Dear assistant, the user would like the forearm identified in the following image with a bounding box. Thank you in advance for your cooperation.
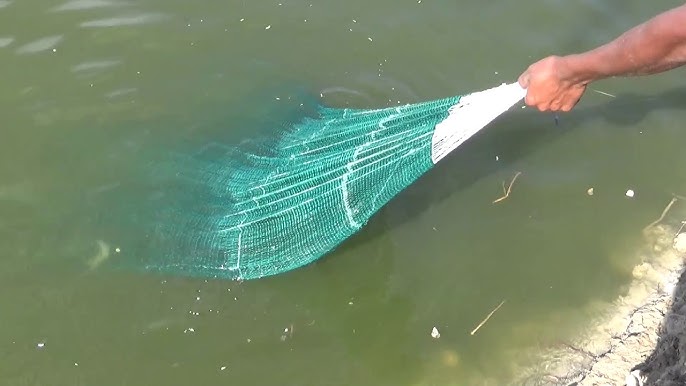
[565,4,686,84]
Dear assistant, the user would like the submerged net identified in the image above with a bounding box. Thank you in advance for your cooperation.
[131,83,524,280]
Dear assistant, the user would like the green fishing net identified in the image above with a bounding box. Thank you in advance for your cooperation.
[124,83,524,280]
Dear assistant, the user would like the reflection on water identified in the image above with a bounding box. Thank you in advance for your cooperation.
[51,0,122,12]
[16,35,63,54]
[1,0,686,385]
[80,13,166,28]
[0,36,13,47]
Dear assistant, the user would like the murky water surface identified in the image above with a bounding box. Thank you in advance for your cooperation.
[2,1,686,385]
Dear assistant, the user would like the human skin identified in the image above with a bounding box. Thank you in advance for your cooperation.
[518,3,686,112]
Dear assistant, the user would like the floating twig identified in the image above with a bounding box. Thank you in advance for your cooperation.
[643,197,678,233]
[592,89,616,98]
[493,172,522,204]
[674,220,686,240]
[470,300,506,336]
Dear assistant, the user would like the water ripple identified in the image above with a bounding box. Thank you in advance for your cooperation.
[71,59,122,73]
[0,37,13,48]
[16,35,63,54]
[80,13,166,27]
[52,0,122,12]
[105,87,137,98]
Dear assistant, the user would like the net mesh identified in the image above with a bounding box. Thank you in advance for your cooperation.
[116,83,525,281]
[138,95,460,280]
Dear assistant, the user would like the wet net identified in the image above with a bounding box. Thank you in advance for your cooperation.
[135,83,525,280]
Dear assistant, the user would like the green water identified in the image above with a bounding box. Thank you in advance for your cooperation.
[2,0,686,385]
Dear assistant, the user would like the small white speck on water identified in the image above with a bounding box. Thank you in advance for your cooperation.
[196,296,200,301]
[352,19,357,23]
[626,189,635,198]
[234,297,237,301]
[37,342,45,349]
[265,25,271,30]
[431,327,440,339]
[187,23,191,27]
[184,327,195,333]
[52,48,57,52]
[74,362,78,366]
[494,71,499,75]
[368,37,373,42]
[418,0,422,3]
[495,155,499,161]
[521,105,526,109]
[239,18,244,22]
[348,301,354,305]
[115,247,120,253]
[349,28,352,32]
[220,366,227,371]
[275,97,280,100]
[247,338,252,343]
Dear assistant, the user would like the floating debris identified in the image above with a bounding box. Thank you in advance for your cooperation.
[643,197,678,234]
[592,89,616,98]
[587,187,594,196]
[87,240,110,270]
[431,326,441,339]
[470,300,506,336]
[626,189,635,198]
[493,172,522,204]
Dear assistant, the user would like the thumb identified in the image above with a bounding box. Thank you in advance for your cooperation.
[518,70,530,89]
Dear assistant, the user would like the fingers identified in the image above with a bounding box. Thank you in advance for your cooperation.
[534,94,581,112]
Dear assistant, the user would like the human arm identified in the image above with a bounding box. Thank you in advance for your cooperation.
[519,3,686,112]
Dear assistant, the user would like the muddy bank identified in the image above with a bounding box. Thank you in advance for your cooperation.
[506,221,686,386]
